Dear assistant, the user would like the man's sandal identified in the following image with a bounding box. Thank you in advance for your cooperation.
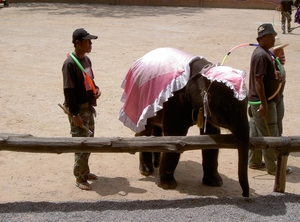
[75,181,92,190]
[87,173,98,180]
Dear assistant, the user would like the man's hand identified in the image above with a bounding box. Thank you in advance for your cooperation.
[72,114,84,127]
[278,53,285,65]
[257,103,268,117]
[94,88,101,99]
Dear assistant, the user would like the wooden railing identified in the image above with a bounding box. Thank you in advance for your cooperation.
[1,133,299,194]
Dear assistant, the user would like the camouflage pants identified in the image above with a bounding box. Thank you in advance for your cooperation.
[281,12,292,33]
[68,106,95,182]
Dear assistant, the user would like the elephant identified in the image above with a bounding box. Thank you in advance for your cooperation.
[119,47,249,197]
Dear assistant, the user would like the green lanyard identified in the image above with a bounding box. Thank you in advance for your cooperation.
[69,53,97,94]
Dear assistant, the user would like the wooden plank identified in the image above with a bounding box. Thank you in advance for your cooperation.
[1,133,299,154]
[1,133,298,194]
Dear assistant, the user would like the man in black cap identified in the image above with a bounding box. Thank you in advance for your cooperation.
[248,23,292,175]
[62,28,101,190]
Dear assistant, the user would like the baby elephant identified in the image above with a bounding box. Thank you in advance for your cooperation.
[119,47,249,197]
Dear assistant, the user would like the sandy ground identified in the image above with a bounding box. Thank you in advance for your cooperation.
[0,3,300,203]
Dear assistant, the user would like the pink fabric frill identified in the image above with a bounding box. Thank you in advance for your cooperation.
[118,47,203,133]
[201,64,247,101]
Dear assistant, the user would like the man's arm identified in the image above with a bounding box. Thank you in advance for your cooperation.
[255,75,268,116]
[64,88,84,127]
[64,88,79,115]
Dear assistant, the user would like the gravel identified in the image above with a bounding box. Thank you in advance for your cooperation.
[1,192,300,221]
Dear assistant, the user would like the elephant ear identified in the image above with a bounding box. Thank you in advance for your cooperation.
[185,73,207,110]
[186,74,208,129]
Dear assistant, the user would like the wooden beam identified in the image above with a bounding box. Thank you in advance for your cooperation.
[1,133,298,194]
[1,133,299,154]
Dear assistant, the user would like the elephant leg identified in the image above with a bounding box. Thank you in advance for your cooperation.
[152,124,162,168]
[153,152,160,168]
[202,149,223,187]
[136,126,154,176]
[156,98,191,189]
[157,152,181,189]
[158,111,190,189]
[201,123,223,187]
[139,152,154,176]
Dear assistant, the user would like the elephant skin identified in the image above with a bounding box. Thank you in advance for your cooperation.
[122,48,250,197]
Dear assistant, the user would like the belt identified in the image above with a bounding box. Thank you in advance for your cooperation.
[63,102,90,111]
[79,102,89,109]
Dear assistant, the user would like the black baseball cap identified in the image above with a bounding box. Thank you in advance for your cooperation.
[72,28,98,44]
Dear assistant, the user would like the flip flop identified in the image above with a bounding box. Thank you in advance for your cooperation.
[87,173,98,180]
[75,181,92,190]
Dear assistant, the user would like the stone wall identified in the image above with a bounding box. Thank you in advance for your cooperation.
[9,0,280,10]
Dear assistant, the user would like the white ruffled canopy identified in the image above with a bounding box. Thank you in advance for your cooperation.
[118,48,247,133]
[118,47,202,133]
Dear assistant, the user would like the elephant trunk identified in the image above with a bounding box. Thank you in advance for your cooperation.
[238,140,250,197]
[233,119,250,197]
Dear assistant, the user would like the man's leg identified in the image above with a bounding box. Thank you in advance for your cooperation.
[248,118,264,168]
[281,12,287,34]
[251,103,278,174]
[276,97,284,136]
[287,12,292,32]
[70,107,95,189]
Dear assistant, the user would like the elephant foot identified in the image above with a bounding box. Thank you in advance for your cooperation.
[139,163,153,176]
[202,172,223,187]
[157,173,177,189]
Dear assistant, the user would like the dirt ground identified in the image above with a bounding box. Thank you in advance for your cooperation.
[1,3,300,203]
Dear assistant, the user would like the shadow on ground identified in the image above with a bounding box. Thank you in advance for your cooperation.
[14,2,212,18]
[89,160,257,198]
[0,193,299,217]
